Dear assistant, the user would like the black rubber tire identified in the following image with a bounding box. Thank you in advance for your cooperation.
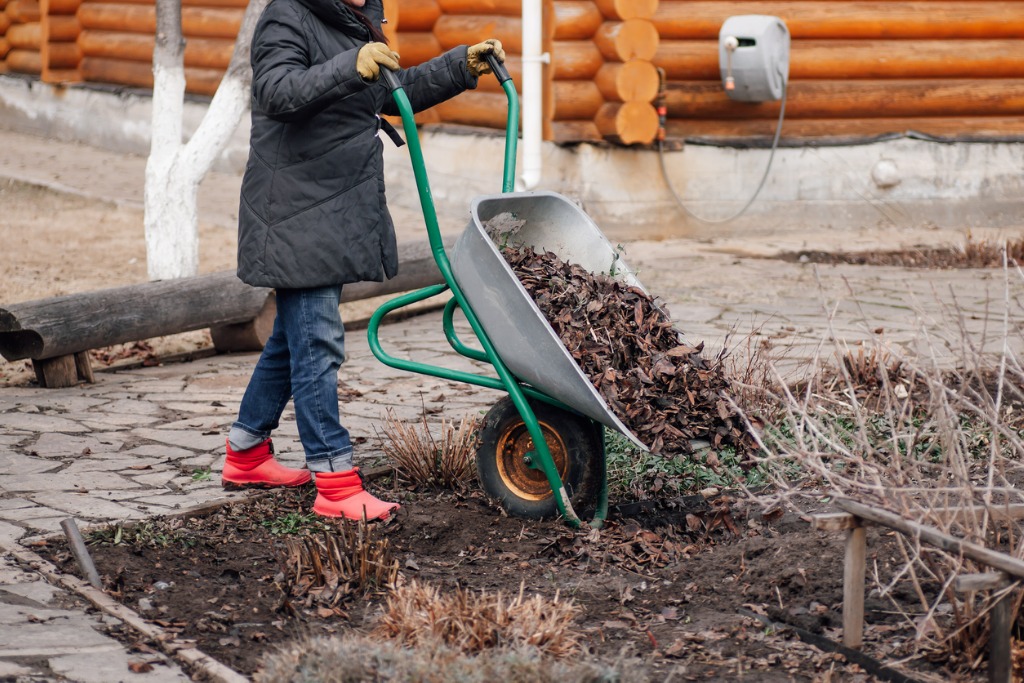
[476,396,603,520]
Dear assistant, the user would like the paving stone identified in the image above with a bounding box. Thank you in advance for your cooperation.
[128,471,180,487]
[0,413,88,434]
[157,417,228,432]
[60,456,165,474]
[48,650,189,682]
[120,445,197,460]
[8,396,109,413]
[0,554,38,582]
[0,579,57,606]
[67,489,156,504]
[129,493,235,511]
[0,660,34,677]
[175,455,219,469]
[91,398,164,416]
[129,428,223,453]
[0,453,64,476]
[162,402,237,415]
[79,414,162,429]
[28,432,125,457]
[0,471,141,493]
[0,521,25,547]
[1,505,69,522]
[0,600,108,637]
[26,492,147,522]
[0,498,36,511]
[15,516,65,535]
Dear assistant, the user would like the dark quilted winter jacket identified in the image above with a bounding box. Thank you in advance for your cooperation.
[237,0,476,289]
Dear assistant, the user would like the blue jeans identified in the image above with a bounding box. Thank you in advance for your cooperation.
[229,286,353,472]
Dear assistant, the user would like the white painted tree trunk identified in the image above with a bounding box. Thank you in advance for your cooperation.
[144,0,267,281]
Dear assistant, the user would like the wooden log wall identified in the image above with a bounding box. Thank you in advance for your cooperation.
[652,0,1024,141]
[75,0,245,95]
[396,0,660,144]
[399,0,524,128]
[41,0,81,81]
[0,0,11,73]
[3,0,1022,143]
[547,0,660,144]
[4,0,43,75]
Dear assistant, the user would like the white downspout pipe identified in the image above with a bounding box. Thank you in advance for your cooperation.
[519,0,548,190]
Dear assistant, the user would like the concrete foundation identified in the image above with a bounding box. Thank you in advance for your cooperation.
[3,74,1021,239]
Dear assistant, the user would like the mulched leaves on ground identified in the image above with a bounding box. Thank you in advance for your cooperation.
[779,235,1024,268]
[502,245,752,457]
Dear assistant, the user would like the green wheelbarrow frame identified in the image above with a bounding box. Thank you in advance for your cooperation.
[367,60,608,529]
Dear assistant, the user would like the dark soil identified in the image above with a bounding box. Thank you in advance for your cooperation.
[36,484,965,681]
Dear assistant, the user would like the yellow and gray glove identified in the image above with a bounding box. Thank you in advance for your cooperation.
[356,42,400,81]
[466,39,506,78]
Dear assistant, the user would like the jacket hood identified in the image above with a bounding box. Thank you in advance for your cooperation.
[293,0,383,39]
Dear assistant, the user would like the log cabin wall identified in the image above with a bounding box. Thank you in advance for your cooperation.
[653,0,1024,142]
[2,0,1023,144]
[76,0,243,95]
[3,0,43,76]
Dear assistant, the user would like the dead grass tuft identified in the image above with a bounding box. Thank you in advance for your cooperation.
[374,579,583,658]
[256,634,645,683]
[380,408,478,490]
[275,520,399,615]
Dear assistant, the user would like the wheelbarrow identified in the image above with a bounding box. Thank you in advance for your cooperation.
[369,58,650,529]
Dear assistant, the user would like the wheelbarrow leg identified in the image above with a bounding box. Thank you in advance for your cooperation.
[524,426,583,528]
[591,422,609,530]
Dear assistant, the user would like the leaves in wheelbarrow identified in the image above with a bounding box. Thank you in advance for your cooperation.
[501,245,752,457]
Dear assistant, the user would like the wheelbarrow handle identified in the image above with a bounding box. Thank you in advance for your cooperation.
[381,55,510,91]
[485,52,512,85]
[380,67,402,93]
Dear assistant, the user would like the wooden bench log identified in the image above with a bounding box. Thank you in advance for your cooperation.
[0,237,452,387]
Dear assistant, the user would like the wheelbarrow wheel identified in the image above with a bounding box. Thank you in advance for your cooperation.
[476,396,603,520]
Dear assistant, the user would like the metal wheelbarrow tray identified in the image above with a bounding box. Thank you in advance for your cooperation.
[450,190,647,453]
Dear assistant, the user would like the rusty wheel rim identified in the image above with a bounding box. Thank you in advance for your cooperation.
[495,420,570,501]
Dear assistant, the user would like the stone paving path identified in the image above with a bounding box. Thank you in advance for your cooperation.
[0,554,186,682]
[1,127,1022,681]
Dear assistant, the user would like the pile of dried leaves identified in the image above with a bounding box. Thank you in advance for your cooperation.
[502,245,752,457]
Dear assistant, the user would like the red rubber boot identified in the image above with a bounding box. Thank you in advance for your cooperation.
[312,468,400,521]
[222,439,312,489]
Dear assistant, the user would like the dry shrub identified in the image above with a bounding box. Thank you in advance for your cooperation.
[721,328,796,427]
[960,232,1024,267]
[276,520,399,613]
[379,408,478,490]
[256,634,645,683]
[375,579,582,658]
[834,343,905,393]
[737,264,1024,675]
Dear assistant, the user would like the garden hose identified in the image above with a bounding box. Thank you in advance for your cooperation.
[656,68,788,224]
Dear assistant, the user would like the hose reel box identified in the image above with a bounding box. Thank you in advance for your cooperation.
[719,15,790,102]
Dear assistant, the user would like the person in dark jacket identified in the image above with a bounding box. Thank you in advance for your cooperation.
[221,0,505,521]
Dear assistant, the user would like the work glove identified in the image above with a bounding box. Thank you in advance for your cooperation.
[356,42,400,81]
[466,39,506,77]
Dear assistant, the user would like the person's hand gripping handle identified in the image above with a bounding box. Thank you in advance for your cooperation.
[467,39,506,78]
[356,42,400,82]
